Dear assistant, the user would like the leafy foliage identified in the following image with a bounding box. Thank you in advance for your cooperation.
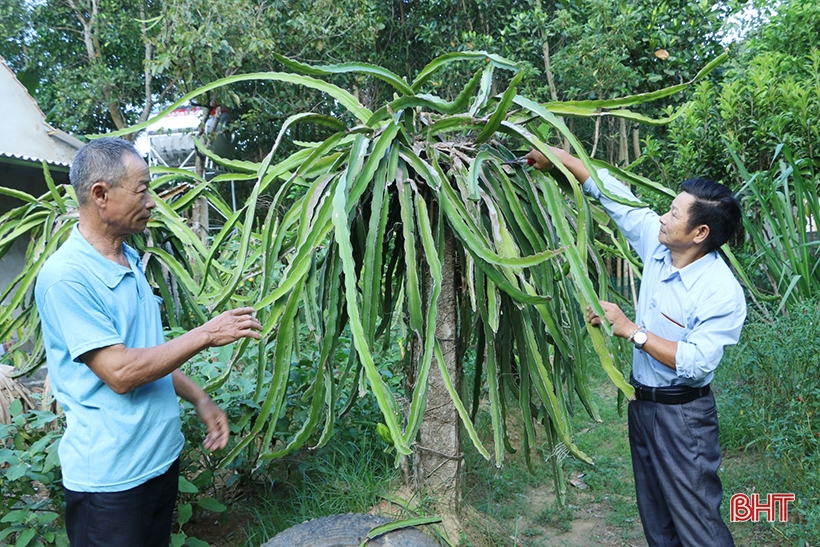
[0,401,66,547]
[746,0,820,61]
[728,144,820,311]
[0,0,738,164]
[0,49,724,547]
[2,1,819,543]
[547,0,729,102]
[0,0,162,135]
[0,164,75,376]
[91,52,726,476]
[717,302,820,544]
[638,0,820,185]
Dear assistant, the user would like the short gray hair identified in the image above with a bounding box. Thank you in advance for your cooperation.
[69,138,142,205]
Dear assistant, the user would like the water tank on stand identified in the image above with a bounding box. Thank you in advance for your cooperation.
[135,103,235,237]
[135,103,232,177]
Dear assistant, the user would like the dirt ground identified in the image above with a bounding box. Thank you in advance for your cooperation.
[185,480,649,547]
[508,477,648,547]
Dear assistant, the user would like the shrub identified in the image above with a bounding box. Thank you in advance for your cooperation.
[717,301,820,542]
[638,49,820,188]
[0,400,66,547]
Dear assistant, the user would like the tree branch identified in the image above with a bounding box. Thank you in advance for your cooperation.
[67,0,129,132]
[138,0,154,124]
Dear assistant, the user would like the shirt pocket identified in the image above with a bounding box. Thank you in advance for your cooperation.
[653,309,687,342]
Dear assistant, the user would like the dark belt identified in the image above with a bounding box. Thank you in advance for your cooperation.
[630,376,710,405]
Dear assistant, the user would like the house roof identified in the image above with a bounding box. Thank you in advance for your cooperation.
[0,56,84,167]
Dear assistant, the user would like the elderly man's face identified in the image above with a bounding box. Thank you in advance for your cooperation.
[658,191,700,251]
[105,153,155,235]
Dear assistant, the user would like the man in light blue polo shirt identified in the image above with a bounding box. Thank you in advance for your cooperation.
[35,137,262,547]
[528,147,745,547]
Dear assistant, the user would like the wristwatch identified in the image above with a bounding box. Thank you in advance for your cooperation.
[628,326,648,350]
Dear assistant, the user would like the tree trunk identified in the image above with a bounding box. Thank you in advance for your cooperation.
[591,115,602,158]
[619,117,629,168]
[629,124,641,305]
[618,116,629,313]
[413,227,461,510]
[617,119,640,305]
[606,118,616,165]
[190,154,209,244]
[542,41,570,151]
[137,0,154,125]
[68,0,142,137]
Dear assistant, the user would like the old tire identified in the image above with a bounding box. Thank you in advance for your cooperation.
[260,513,440,547]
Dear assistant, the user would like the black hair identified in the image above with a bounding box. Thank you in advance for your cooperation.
[69,138,141,205]
[680,177,742,253]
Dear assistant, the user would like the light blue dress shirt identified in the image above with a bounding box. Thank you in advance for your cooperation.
[583,170,747,388]
[35,226,184,492]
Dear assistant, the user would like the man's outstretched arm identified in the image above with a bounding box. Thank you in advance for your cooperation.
[526,147,591,183]
[587,301,678,370]
[82,307,262,394]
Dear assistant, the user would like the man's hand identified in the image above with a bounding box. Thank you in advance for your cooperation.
[525,149,553,170]
[525,146,592,183]
[199,307,262,347]
[172,371,230,451]
[195,396,230,451]
[586,300,638,339]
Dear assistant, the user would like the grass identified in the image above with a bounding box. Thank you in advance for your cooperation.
[460,357,793,547]
[241,440,399,546]
[719,444,794,546]
[534,504,575,533]
[190,339,805,547]
[180,437,400,547]
[714,304,820,546]
[715,379,810,546]
[459,360,644,546]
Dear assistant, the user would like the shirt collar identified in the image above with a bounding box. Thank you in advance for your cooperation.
[652,248,718,290]
[69,226,139,289]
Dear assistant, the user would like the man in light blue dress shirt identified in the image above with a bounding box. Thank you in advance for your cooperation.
[528,147,745,547]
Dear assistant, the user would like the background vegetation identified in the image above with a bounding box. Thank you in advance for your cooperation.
[1,0,819,546]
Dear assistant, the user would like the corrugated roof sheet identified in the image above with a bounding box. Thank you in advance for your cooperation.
[0,150,72,168]
[0,57,83,166]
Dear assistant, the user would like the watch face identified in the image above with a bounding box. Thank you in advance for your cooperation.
[633,330,648,346]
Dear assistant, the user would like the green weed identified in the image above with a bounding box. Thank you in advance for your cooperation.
[0,399,66,547]
[240,438,398,546]
[717,301,820,544]
[534,503,575,533]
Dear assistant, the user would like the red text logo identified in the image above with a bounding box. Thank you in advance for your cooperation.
[730,493,795,522]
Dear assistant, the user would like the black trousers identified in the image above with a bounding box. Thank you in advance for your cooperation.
[629,393,734,547]
[65,458,180,547]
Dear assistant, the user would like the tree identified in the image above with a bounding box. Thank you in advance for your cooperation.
[0,0,164,137]
[1,0,738,154]
[635,0,820,185]
[0,0,381,149]
[1,52,728,541]
[747,0,820,61]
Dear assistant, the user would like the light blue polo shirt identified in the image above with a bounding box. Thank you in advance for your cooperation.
[35,226,184,492]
